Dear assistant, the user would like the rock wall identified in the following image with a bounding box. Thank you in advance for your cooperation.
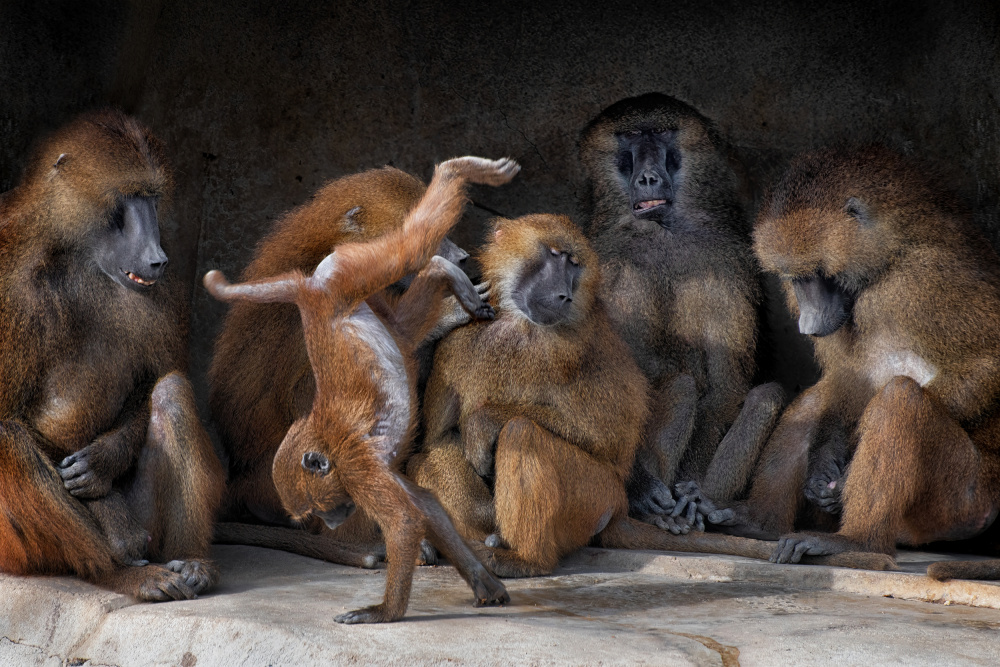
[2,0,998,404]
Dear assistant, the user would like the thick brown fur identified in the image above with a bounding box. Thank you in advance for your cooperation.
[579,93,783,530]
[204,156,517,623]
[210,168,431,528]
[408,214,808,577]
[0,110,224,600]
[741,145,1000,570]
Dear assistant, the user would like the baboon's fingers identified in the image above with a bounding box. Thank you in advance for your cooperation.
[644,513,691,535]
[707,508,737,526]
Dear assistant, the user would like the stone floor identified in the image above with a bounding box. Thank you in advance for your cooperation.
[2,545,999,666]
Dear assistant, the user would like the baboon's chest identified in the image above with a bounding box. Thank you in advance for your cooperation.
[863,337,938,390]
[343,303,411,450]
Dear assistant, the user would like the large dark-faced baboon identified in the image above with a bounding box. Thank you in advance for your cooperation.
[209,165,482,545]
[579,93,783,532]
[0,110,224,601]
[743,145,1000,566]
[409,213,798,577]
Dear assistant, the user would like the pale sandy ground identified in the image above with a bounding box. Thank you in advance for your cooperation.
[3,544,999,666]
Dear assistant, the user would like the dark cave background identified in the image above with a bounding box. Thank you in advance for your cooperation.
[1,0,998,412]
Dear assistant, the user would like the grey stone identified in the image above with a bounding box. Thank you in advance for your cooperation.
[3,545,1000,666]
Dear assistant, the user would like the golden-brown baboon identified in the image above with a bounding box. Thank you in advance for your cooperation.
[733,145,1000,567]
[579,93,784,533]
[209,164,484,562]
[204,155,517,623]
[0,109,224,601]
[409,213,828,577]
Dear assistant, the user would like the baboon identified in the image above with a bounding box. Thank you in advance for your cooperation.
[409,213,829,577]
[738,145,1000,566]
[579,93,783,532]
[204,155,516,623]
[0,110,224,601]
[209,165,484,560]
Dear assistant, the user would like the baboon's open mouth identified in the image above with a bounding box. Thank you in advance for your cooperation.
[634,199,668,212]
[125,271,156,287]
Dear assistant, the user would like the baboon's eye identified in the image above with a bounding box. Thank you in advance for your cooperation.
[110,205,125,231]
[843,197,871,225]
[302,451,331,476]
[617,149,633,176]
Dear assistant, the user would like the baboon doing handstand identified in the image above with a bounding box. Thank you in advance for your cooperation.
[579,93,783,532]
[738,145,1000,569]
[0,110,224,600]
[204,155,516,623]
[209,164,486,563]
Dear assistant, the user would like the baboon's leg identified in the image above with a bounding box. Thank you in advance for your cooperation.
[771,376,997,566]
[408,441,496,542]
[727,384,828,539]
[0,419,200,600]
[702,382,785,502]
[213,522,380,568]
[489,417,626,577]
[126,372,225,594]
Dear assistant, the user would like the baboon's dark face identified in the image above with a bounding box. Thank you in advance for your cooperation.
[791,273,854,337]
[615,129,681,226]
[511,244,582,326]
[92,196,169,292]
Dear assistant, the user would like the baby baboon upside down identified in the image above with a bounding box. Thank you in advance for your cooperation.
[205,155,517,623]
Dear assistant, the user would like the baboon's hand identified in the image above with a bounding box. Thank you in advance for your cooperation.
[770,533,837,564]
[642,513,694,535]
[135,564,199,602]
[58,445,113,498]
[165,559,218,595]
[669,480,720,533]
[335,603,395,624]
[804,459,845,514]
[417,539,439,566]
[627,465,676,517]
[469,564,510,607]
[425,277,493,343]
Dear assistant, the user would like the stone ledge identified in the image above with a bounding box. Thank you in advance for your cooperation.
[2,545,999,666]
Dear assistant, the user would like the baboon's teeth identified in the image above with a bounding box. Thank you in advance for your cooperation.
[126,271,155,286]
[634,199,667,211]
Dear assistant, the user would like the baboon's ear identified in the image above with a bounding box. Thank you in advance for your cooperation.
[844,197,872,226]
[343,206,362,232]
